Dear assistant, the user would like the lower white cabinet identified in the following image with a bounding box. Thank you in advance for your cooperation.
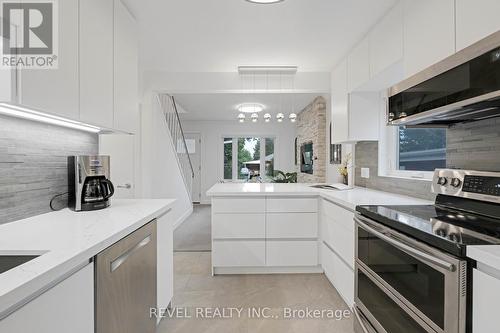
[212,213,265,239]
[267,240,318,267]
[157,213,173,318]
[213,240,266,267]
[266,213,318,239]
[0,263,94,333]
[321,243,355,307]
[473,268,500,333]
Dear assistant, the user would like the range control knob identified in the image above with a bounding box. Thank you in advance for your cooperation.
[450,178,462,188]
[437,177,448,186]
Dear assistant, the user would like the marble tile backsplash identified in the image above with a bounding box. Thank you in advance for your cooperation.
[354,118,500,200]
[0,115,98,224]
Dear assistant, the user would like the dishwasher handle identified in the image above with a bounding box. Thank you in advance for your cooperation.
[110,234,152,272]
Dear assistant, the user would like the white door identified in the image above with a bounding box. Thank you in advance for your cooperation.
[184,133,201,203]
[99,134,135,199]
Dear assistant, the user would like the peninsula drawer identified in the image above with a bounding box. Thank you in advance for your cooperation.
[266,240,318,267]
[212,240,265,267]
[266,213,318,238]
[266,197,318,213]
[322,199,355,232]
[212,213,265,239]
[212,197,265,213]
[321,214,355,269]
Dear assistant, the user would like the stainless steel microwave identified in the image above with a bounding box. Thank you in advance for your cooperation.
[387,30,500,126]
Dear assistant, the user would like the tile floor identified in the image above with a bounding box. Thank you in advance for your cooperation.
[173,205,211,252]
[157,252,355,333]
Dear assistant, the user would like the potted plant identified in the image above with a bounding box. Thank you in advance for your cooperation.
[337,153,352,185]
[271,170,298,183]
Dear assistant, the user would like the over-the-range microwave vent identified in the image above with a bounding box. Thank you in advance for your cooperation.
[387,30,500,126]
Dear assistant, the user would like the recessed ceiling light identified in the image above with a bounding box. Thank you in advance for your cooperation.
[237,103,265,113]
[245,0,285,4]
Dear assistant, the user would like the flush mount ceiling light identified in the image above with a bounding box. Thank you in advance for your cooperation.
[238,113,246,123]
[237,103,265,113]
[245,0,285,4]
[0,103,101,133]
[251,113,259,123]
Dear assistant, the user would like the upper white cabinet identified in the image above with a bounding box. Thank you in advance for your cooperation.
[348,37,370,92]
[79,0,114,128]
[456,0,500,51]
[369,2,403,78]
[20,0,79,120]
[403,0,456,77]
[114,0,139,133]
[331,59,349,143]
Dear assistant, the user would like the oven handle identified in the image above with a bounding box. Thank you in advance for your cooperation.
[355,216,456,272]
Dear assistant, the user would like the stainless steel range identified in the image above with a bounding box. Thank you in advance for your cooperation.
[354,169,500,333]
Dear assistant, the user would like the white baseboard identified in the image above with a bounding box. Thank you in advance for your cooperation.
[213,266,324,275]
[173,206,194,230]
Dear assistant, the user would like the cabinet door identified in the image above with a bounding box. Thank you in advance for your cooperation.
[20,0,79,120]
[348,37,370,92]
[456,0,500,51]
[157,214,173,321]
[369,2,403,77]
[403,0,455,77]
[473,269,500,333]
[331,59,349,144]
[79,0,114,128]
[114,0,139,133]
[0,263,94,333]
[348,92,380,142]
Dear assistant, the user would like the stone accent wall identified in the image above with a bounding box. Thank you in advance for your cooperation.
[0,115,98,224]
[296,96,327,183]
[354,118,500,200]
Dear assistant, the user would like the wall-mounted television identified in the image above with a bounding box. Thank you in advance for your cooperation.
[300,142,313,174]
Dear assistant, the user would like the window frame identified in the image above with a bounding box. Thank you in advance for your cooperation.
[221,135,277,182]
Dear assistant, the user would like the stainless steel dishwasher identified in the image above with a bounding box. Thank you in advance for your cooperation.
[95,220,157,333]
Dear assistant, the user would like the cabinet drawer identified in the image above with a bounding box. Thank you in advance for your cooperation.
[322,199,355,233]
[212,213,265,239]
[266,240,318,267]
[321,214,355,269]
[266,213,318,239]
[473,269,500,333]
[212,240,265,267]
[212,197,265,213]
[266,197,318,213]
[321,243,354,307]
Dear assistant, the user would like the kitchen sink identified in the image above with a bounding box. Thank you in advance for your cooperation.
[0,255,40,274]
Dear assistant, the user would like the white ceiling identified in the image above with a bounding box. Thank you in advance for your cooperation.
[173,93,326,121]
[123,0,397,72]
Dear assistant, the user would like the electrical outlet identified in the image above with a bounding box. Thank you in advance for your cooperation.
[361,168,370,179]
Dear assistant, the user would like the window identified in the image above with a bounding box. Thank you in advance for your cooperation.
[223,136,275,181]
[380,125,447,180]
[397,127,446,172]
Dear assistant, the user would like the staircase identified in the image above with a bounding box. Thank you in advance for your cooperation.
[156,94,195,201]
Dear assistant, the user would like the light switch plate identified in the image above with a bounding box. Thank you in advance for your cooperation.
[361,168,370,179]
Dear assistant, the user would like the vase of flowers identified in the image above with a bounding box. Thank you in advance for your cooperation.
[337,153,352,185]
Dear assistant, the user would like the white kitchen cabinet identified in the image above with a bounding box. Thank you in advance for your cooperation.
[348,37,370,92]
[456,0,500,51]
[331,59,349,143]
[266,213,318,239]
[267,240,318,267]
[0,263,94,333]
[212,197,266,213]
[79,0,114,128]
[213,240,266,267]
[114,0,139,133]
[212,213,265,239]
[321,242,354,307]
[369,2,403,78]
[266,197,317,213]
[473,268,500,333]
[157,213,173,319]
[403,0,455,77]
[20,0,79,120]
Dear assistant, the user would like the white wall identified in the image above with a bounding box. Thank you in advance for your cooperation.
[140,93,193,228]
[182,120,297,203]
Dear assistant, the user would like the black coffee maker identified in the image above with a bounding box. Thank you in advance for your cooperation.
[68,156,115,211]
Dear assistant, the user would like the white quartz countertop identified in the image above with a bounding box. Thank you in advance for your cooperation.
[468,246,500,270]
[207,183,431,211]
[0,199,175,319]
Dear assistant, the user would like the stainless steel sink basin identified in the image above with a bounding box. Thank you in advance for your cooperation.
[0,255,40,274]
[310,184,338,190]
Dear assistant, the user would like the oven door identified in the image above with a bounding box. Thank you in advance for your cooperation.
[354,214,467,333]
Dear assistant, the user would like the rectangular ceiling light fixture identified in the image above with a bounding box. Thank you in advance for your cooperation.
[0,103,102,133]
[238,66,298,75]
